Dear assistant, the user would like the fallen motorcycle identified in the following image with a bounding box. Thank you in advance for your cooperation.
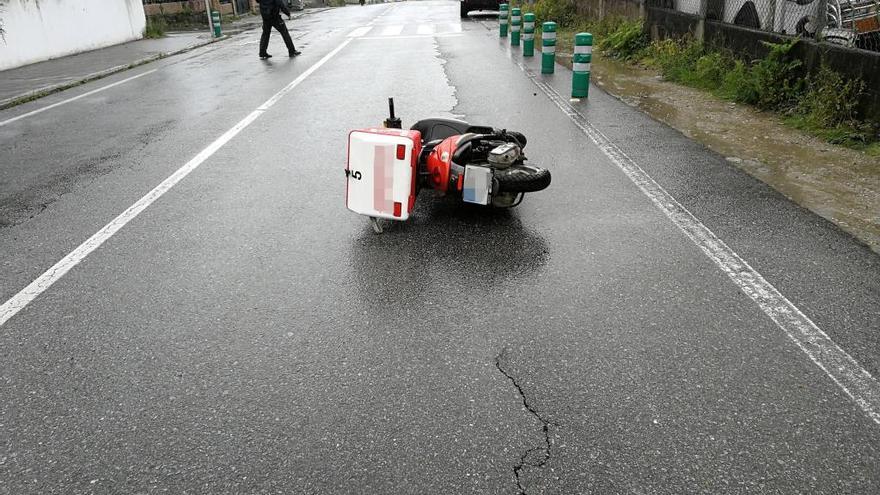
[345,99,551,232]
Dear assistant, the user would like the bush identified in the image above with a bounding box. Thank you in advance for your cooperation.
[797,65,864,128]
[584,15,627,37]
[650,38,704,83]
[532,0,578,28]
[719,60,756,102]
[144,17,166,39]
[598,20,648,61]
[690,51,734,89]
[640,38,677,67]
[787,64,872,145]
[748,40,803,110]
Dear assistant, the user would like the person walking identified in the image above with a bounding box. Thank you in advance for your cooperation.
[258,0,301,59]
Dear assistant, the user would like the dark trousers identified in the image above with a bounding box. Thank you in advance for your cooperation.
[259,15,295,55]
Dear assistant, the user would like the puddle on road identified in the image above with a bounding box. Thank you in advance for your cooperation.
[586,57,880,252]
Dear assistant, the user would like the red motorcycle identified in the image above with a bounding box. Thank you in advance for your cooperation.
[346,99,551,232]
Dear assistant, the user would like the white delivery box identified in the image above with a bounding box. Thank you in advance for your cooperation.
[346,128,422,221]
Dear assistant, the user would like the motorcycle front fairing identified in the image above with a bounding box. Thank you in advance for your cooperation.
[423,134,492,205]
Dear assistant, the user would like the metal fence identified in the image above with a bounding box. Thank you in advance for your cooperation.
[648,0,880,53]
[143,0,232,4]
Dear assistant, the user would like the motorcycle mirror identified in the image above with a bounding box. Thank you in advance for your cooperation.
[384,97,402,129]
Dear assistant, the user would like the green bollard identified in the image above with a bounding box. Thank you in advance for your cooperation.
[510,7,521,47]
[572,32,592,98]
[522,13,535,57]
[499,4,509,38]
[541,22,556,74]
[211,10,221,38]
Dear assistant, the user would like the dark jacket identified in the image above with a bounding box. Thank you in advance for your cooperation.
[259,0,290,17]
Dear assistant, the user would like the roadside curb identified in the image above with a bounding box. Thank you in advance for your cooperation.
[0,35,229,112]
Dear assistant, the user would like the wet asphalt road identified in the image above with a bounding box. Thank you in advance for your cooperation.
[2,2,880,493]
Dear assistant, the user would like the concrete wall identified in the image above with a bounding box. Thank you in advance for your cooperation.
[0,0,147,71]
[144,1,234,17]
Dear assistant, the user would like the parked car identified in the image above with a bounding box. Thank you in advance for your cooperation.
[460,0,503,18]
[288,0,305,11]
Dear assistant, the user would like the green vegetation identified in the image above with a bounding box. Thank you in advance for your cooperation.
[645,38,805,110]
[530,0,577,27]
[505,0,878,153]
[509,0,640,55]
[597,19,648,61]
[144,16,167,39]
[789,66,876,152]
[638,37,877,151]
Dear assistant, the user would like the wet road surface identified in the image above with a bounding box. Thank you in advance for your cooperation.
[1,2,880,493]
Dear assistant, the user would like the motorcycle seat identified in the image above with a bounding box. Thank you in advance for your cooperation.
[411,118,471,143]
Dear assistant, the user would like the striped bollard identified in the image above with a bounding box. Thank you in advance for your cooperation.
[499,4,509,38]
[211,10,222,38]
[541,22,556,74]
[572,32,592,98]
[522,13,535,57]
[510,7,521,47]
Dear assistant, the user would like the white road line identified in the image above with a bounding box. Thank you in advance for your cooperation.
[416,24,435,35]
[516,60,880,426]
[380,25,404,36]
[447,23,463,33]
[0,38,353,328]
[348,26,372,37]
[358,33,463,40]
[0,70,157,128]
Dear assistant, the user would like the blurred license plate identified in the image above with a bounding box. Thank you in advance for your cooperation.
[463,166,491,205]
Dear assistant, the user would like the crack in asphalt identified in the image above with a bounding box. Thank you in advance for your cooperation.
[495,348,558,495]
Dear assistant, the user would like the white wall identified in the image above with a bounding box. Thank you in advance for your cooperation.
[0,0,147,71]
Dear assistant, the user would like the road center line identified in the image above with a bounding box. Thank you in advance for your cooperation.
[0,70,157,128]
[515,60,880,426]
[0,38,352,328]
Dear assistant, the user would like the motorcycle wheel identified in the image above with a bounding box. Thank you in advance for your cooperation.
[494,165,551,193]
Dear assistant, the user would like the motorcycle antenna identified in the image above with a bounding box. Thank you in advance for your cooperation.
[384,97,402,129]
